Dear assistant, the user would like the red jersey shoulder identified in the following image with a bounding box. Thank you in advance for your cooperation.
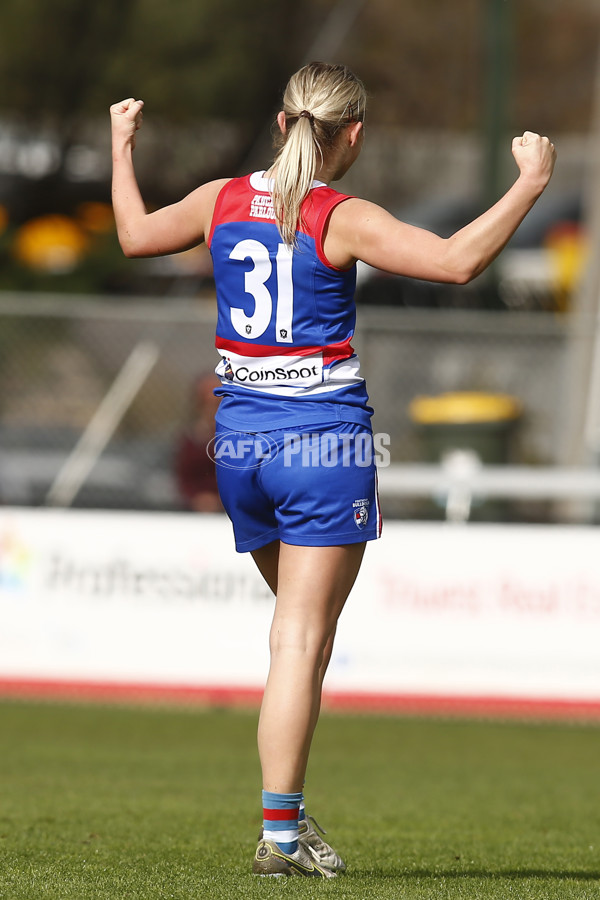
[207,171,353,247]
[207,175,255,244]
[299,185,351,239]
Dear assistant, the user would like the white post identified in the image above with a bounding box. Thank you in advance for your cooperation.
[45,340,160,508]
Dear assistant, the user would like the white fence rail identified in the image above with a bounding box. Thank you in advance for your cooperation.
[378,459,600,522]
[1,294,600,522]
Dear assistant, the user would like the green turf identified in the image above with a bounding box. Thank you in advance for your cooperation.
[0,700,599,899]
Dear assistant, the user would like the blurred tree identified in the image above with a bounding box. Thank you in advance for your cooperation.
[0,0,597,298]
[0,0,326,211]
[514,0,600,134]
[0,0,138,219]
[0,0,136,135]
[1,0,598,138]
[0,0,598,213]
[345,0,599,135]
[344,0,483,129]
[0,0,314,150]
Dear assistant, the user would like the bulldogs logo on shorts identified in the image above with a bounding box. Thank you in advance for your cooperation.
[353,498,370,530]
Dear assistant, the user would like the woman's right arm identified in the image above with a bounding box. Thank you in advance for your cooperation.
[110,98,228,258]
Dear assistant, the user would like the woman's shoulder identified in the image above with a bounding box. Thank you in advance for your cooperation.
[322,196,399,270]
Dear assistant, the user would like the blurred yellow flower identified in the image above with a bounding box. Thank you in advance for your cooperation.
[13,214,89,273]
[76,201,115,234]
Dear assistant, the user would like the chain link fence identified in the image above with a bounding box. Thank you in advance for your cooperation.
[0,292,588,520]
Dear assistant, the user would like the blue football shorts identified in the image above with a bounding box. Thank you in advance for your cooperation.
[213,421,382,552]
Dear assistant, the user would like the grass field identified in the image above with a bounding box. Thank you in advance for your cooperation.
[1,700,599,899]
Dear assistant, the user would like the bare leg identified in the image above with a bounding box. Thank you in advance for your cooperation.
[254,541,365,793]
[252,541,335,763]
[251,541,280,595]
[251,542,340,687]
[252,540,337,762]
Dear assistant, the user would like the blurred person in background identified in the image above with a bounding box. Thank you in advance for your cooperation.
[110,61,555,878]
[174,372,222,513]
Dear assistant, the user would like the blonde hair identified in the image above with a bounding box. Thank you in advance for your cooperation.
[270,62,366,246]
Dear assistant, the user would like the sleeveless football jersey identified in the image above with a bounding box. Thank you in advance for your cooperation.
[207,170,372,431]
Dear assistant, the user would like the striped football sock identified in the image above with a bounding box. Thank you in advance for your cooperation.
[262,789,302,854]
[298,797,306,823]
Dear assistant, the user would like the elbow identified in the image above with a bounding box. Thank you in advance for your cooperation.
[440,239,484,284]
[118,233,143,259]
[453,267,478,285]
[443,254,484,285]
[439,264,477,286]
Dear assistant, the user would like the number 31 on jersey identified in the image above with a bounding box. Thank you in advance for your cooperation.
[229,239,293,343]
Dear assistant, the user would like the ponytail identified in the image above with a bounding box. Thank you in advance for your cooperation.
[270,62,366,246]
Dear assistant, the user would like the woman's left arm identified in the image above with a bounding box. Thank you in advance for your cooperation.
[326,131,556,284]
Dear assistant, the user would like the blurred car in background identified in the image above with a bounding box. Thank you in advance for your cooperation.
[355,189,584,311]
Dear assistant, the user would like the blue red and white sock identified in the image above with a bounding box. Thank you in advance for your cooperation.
[262,790,302,855]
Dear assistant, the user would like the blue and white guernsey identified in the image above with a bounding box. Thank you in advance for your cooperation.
[207,171,373,431]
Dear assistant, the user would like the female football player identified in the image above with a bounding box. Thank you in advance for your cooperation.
[110,61,555,878]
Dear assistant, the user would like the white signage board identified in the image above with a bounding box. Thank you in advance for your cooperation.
[333,522,600,704]
[1,510,599,711]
